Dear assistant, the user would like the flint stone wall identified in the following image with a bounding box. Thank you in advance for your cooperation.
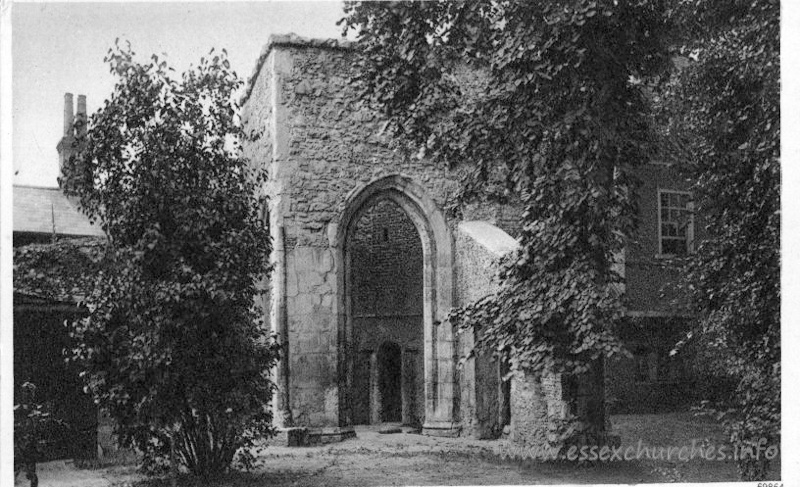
[350,199,425,425]
[454,222,518,439]
[241,35,572,443]
[454,222,577,445]
[241,35,460,427]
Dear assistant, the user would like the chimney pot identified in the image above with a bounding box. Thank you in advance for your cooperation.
[76,95,87,137]
[63,93,74,136]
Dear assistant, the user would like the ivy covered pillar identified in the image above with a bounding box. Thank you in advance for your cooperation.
[510,371,565,446]
[510,362,610,448]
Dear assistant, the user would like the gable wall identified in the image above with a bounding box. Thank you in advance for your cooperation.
[242,38,461,427]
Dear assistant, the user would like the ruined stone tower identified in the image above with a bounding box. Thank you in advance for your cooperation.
[241,34,576,442]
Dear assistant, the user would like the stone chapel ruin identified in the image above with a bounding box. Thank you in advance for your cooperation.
[240,34,595,445]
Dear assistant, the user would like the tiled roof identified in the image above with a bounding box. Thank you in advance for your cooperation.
[13,185,105,237]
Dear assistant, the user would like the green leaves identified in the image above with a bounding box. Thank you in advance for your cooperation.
[655,0,779,480]
[58,43,276,476]
[14,382,64,476]
[342,0,671,379]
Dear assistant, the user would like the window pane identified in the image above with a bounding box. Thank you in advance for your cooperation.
[659,190,693,255]
[669,209,679,221]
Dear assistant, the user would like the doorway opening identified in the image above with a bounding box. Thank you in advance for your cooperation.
[347,198,424,426]
[378,342,402,423]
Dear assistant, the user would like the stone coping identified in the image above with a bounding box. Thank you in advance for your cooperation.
[241,33,354,105]
[458,221,520,257]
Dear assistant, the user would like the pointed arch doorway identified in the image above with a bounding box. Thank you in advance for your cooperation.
[347,197,423,426]
[335,175,458,435]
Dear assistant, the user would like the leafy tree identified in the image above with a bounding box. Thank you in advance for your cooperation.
[341,0,671,435]
[658,0,780,480]
[60,42,277,477]
[14,382,63,487]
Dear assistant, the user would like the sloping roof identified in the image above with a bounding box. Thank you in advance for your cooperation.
[13,185,104,237]
[458,221,520,257]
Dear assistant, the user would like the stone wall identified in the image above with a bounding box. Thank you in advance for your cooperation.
[241,35,461,428]
[509,373,555,447]
[239,34,694,438]
[242,37,460,250]
[453,222,608,445]
[460,202,524,239]
[349,199,425,425]
[350,199,423,317]
[454,222,518,438]
[509,371,608,447]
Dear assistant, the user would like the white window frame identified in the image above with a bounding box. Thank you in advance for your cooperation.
[657,189,694,257]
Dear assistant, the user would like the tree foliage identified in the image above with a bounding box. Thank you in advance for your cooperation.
[13,238,107,302]
[658,0,780,480]
[60,42,277,477]
[340,1,672,376]
[14,382,63,487]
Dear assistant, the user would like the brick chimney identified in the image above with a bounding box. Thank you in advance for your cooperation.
[57,93,87,190]
[63,93,74,136]
[76,94,87,138]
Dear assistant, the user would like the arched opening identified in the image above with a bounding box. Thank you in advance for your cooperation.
[335,175,457,435]
[347,198,424,426]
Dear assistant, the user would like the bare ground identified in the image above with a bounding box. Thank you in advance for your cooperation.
[19,413,781,486]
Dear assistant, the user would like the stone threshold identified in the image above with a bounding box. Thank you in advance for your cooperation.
[422,422,463,438]
[267,426,357,447]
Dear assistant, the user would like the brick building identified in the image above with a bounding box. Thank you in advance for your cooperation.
[605,163,705,413]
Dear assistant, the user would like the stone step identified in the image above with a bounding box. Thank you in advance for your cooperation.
[266,427,357,447]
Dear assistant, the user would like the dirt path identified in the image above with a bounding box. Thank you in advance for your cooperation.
[21,414,779,486]
[13,460,138,487]
[107,429,660,486]
[245,431,655,485]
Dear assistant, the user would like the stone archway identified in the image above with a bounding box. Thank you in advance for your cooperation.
[346,197,424,426]
[334,175,458,435]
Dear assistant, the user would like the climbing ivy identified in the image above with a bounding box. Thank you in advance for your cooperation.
[340,1,672,376]
[657,0,780,480]
[13,238,107,303]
